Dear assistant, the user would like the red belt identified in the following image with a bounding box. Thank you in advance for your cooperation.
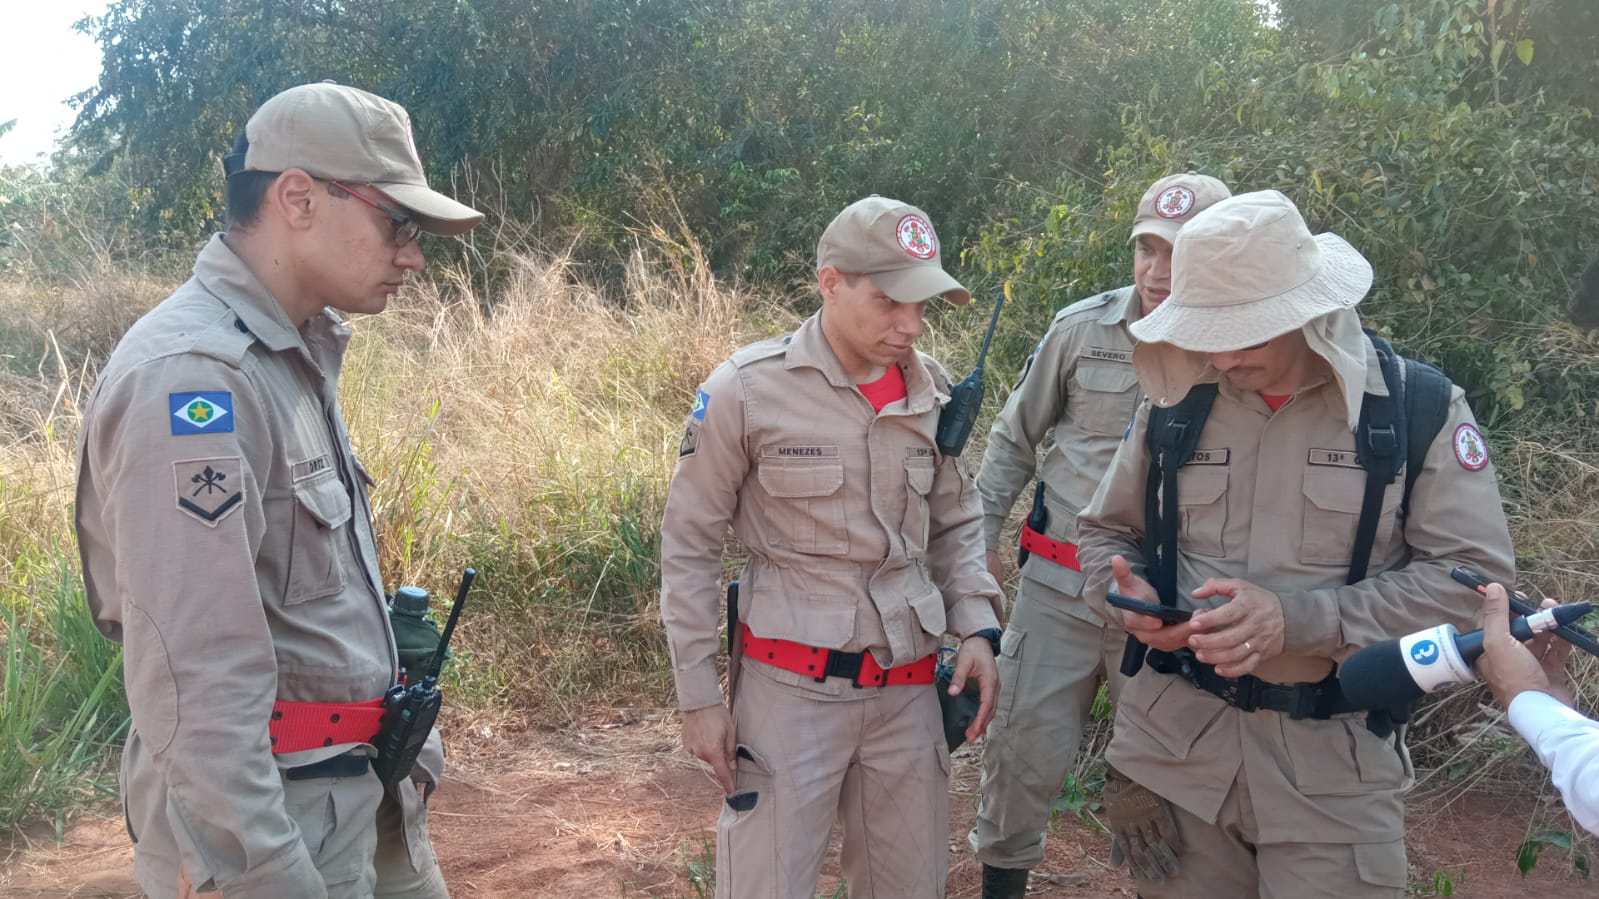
[1020,524,1081,571]
[269,697,386,753]
[740,623,936,687]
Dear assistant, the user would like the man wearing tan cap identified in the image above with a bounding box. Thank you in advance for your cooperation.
[1075,190,1515,897]
[659,195,1002,897]
[75,82,482,898]
[969,172,1229,898]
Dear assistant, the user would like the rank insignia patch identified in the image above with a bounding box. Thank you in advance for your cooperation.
[170,391,234,435]
[174,457,244,525]
[679,422,700,458]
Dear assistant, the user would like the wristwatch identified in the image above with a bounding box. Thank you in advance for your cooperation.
[968,627,1002,656]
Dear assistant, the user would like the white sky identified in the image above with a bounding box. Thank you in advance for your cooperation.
[0,1,110,165]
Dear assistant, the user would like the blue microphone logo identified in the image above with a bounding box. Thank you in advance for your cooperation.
[1410,640,1440,665]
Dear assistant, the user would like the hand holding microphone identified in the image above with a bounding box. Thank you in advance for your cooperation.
[1478,583,1577,709]
[1338,591,1591,710]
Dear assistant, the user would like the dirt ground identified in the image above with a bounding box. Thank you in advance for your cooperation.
[1,716,1593,898]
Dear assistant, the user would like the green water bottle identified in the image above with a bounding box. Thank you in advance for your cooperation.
[389,585,447,677]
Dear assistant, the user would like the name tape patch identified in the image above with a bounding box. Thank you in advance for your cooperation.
[762,445,840,458]
[1185,448,1230,465]
[1081,346,1132,364]
[1307,448,1361,469]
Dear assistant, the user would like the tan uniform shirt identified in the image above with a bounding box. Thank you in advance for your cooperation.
[660,311,1001,711]
[1076,337,1515,843]
[75,236,399,897]
[976,286,1142,605]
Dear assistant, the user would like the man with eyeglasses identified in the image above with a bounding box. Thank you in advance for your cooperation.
[75,82,481,899]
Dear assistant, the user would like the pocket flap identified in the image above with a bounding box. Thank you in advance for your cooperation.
[1302,465,1398,514]
[1176,465,1228,505]
[294,470,353,529]
[758,458,845,498]
[1074,363,1139,393]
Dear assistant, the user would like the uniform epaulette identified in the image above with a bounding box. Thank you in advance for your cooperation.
[729,333,793,368]
[186,306,259,369]
[1049,287,1128,329]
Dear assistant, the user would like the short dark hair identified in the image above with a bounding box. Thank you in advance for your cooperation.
[223,131,278,229]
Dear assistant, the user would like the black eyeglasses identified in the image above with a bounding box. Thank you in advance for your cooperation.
[327,180,422,246]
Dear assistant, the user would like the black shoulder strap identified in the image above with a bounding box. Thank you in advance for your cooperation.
[1144,384,1217,606]
[1349,329,1451,584]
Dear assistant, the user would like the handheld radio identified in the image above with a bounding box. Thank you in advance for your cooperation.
[935,287,1006,456]
[373,567,475,786]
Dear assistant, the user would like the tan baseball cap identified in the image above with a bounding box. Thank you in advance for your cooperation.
[238,83,484,236]
[1129,172,1231,245]
[817,196,969,305]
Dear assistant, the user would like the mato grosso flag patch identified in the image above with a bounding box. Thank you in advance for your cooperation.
[170,391,234,435]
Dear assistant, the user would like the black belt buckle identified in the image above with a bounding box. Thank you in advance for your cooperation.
[819,649,866,687]
[286,751,371,781]
[1221,674,1263,712]
[1286,683,1323,720]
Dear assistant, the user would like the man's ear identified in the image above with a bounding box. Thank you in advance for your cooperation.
[817,265,842,302]
[270,169,318,231]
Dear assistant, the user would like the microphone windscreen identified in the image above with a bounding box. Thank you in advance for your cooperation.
[1338,638,1425,709]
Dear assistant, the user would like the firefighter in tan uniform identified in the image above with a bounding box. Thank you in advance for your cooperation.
[1076,190,1515,898]
[970,173,1230,898]
[660,196,1003,898]
[74,83,483,899]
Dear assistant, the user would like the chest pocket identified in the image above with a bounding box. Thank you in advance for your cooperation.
[757,456,849,555]
[1176,466,1228,558]
[1299,465,1402,567]
[287,467,352,605]
[1068,363,1140,435]
[901,457,935,555]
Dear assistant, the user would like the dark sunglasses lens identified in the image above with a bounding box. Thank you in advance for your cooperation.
[725,790,758,811]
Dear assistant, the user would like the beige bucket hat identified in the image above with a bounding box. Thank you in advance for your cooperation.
[817,196,970,305]
[1130,189,1372,351]
[237,82,484,236]
[1128,190,1375,417]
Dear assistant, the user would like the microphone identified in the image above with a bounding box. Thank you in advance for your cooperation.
[1339,603,1593,709]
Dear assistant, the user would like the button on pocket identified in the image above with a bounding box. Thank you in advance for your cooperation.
[1069,364,1140,435]
[756,456,848,555]
[286,468,352,605]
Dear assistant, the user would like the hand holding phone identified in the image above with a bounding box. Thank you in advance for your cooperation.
[1106,591,1192,624]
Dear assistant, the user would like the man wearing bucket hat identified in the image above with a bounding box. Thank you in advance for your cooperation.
[659,195,1002,897]
[968,172,1230,898]
[76,83,481,898]
[1075,190,1514,897]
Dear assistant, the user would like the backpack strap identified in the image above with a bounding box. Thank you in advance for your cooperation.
[1121,385,1218,679]
[1348,331,1406,585]
[1144,384,1218,606]
[1349,329,1453,585]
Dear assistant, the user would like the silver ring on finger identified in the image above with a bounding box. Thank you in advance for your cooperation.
[1244,640,1254,653]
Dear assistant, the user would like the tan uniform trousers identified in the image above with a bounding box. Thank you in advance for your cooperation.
[968,576,1125,869]
[157,769,447,899]
[1137,765,1405,899]
[717,659,950,899]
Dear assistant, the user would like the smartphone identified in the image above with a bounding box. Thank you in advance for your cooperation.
[1106,592,1192,624]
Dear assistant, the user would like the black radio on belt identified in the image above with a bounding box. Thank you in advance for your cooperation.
[373,567,474,786]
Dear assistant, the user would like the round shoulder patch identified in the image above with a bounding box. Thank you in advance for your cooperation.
[1453,423,1489,471]
[896,213,937,259]
[1155,186,1195,219]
